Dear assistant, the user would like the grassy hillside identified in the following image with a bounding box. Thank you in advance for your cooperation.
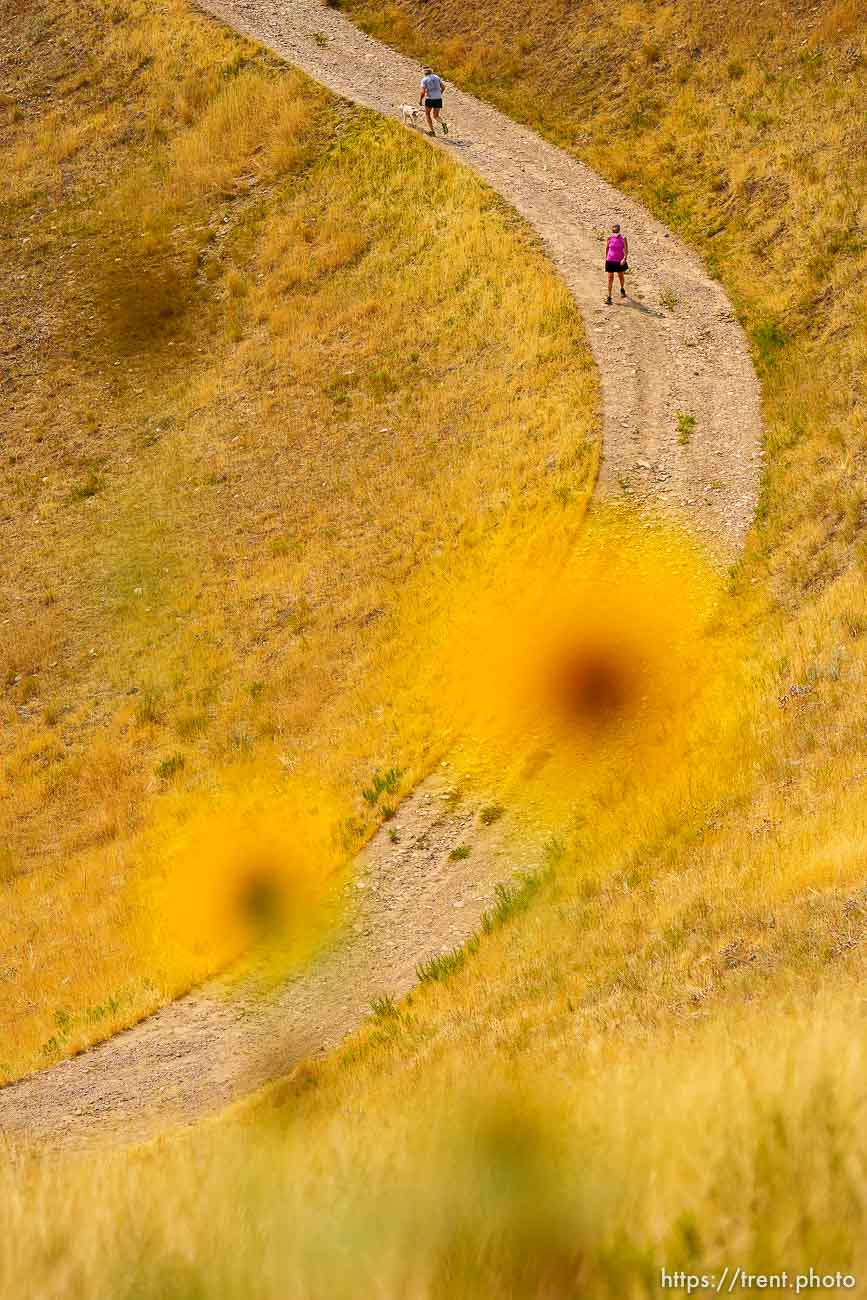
[0,0,598,1081]
[343,0,867,594]
[3,0,867,1296]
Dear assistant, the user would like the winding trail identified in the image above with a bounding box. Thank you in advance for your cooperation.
[203,0,762,550]
[0,0,762,1146]
[1,772,546,1147]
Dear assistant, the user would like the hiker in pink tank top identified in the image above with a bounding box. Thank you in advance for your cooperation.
[605,223,629,304]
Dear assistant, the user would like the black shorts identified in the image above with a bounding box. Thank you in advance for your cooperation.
[605,260,628,273]
[425,98,443,109]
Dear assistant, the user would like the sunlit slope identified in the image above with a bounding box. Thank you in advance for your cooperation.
[0,0,598,1080]
[343,0,867,591]
[1,0,867,1295]
[328,0,867,1003]
[5,1,859,1292]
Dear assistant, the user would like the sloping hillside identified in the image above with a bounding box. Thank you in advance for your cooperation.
[1,1,866,1296]
[0,0,598,1081]
[344,0,867,592]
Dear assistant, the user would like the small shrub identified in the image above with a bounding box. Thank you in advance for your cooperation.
[135,690,163,727]
[68,472,101,502]
[676,411,697,445]
[660,286,678,311]
[225,270,250,303]
[85,994,122,1025]
[842,611,865,639]
[270,535,300,559]
[337,815,367,852]
[156,752,185,781]
[448,843,471,861]
[20,676,39,703]
[221,51,250,80]
[416,936,479,985]
[175,711,208,739]
[543,836,566,867]
[323,373,355,407]
[381,803,396,821]
[285,597,312,635]
[481,872,546,934]
[479,803,505,826]
[753,320,789,369]
[370,994,399,1021]
[361,767,404,807]
[365,366,399,400]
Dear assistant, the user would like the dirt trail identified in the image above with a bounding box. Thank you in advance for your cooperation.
[0,2,763,1145]
[1,771,546,1146]
[202,0,762,551]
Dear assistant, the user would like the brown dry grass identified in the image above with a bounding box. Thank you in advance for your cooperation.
[0,0,598,1080]
[343,0,867,591]
[1,1,867,1292]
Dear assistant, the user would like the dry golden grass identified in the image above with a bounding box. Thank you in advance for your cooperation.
[343,0,867,587]
[0,0,597,1079]
[6,894,867,1297]
[2,0,867,1292]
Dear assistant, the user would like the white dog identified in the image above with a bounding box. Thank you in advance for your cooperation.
[400,103,421,128]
